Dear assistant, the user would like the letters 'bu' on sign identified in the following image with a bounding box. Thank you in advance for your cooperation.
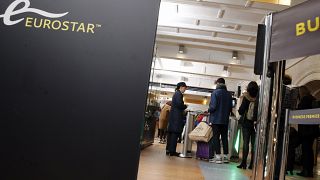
[270,0,320,62]
[289,108,320,125]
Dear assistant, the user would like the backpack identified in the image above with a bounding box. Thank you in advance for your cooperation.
[246,101,255,120]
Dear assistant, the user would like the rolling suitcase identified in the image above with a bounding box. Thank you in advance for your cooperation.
[196,141,212,160]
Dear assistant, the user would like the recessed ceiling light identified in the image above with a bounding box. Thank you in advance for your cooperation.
[232,51,238,60]
[222,24,234,29]
[178,45,185,54]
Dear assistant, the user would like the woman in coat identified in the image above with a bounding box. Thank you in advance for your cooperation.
[158,101,172,144]
[166,82,188,156]
[237,81,259,169]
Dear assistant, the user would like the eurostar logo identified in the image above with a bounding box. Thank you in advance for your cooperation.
[0,0,102,34]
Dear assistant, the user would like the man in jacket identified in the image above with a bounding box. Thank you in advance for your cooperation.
[208,78,232,164]
[166,82,188,157]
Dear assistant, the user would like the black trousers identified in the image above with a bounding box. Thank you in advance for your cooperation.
[211,124,228,155]
[159,129,167,140]
[301,136,315,173]
[286,143,296,171]
[166,132,179,153]
[241,126,255,165]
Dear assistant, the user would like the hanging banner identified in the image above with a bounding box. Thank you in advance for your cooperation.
[0,0,160,179]
[270,0,320,62]
[289,108,320,124]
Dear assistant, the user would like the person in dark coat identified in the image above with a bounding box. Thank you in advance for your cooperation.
[166,82,188,157]
[208,78,233,163]
[297,86,319,177]
[237,81,259,170]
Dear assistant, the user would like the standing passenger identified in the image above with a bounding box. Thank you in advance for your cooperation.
[237,81,259,169]
[159,101,172,144]
[208,78,233,164]
[297,86,319,177]
[166,82,188,157]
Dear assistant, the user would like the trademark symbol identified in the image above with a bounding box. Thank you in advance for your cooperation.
[96,24,102,28]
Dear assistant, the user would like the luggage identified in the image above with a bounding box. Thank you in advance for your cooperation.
[189,122,213,142]
[196,141,212,160]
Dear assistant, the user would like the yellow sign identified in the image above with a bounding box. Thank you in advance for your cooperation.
[296,16,320,36]
[251,0,291,6]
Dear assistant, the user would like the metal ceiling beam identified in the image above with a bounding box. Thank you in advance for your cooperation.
[153,68,255,82]
[158,21,257,37]
[162,0,273,15]
[157,55,253,68]
[156,38,256,53]
[157,31,256,47]
[172,13,259,27]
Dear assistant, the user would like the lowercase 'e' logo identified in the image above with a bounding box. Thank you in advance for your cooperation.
[0,0,68,25]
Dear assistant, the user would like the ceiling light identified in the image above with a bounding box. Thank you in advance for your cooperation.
[222,24,234,29]
[234,24,241,30]
[212,32,217,37]
[250,0,291,6]
[245,1,253,7]
[195,19,200,26]
[223,66,228,71]
[232,51,238,60]
[217,9,225,19]
[203,97,208,105]
[223,66,231,77]
[178,45,185,54]
[181,77,188,82]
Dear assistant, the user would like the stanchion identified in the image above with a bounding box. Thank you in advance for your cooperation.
[180,112,195,158]
[229,116,240,160]
[279,109,290,180]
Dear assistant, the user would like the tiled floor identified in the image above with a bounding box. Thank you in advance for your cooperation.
[199,161,250,180]
[138,140,320,180]
[138,142,204,180]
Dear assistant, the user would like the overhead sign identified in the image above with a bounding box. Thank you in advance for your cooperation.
[270,0,320,62]
[289,108,320,124]
[0,0,101,34]
[0,0,160,179]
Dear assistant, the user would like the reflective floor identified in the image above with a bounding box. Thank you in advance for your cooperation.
[138,141,320,180]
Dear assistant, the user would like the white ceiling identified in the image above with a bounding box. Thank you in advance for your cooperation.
[152,0,307,92]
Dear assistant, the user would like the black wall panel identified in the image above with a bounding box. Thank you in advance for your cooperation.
[0,0,160,179]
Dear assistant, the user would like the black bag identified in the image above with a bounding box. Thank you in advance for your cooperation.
[238,115,245,125]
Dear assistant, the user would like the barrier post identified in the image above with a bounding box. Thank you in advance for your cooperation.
[251,13,273,180]
[279,109,290,180]
[180,112,194,158]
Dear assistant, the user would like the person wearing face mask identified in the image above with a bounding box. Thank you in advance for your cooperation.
[166,82,188,157]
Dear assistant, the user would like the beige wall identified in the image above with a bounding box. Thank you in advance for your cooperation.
[286,55,320,99]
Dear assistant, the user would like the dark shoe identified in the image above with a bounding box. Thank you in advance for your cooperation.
[237,163,247,169]
[169,152,180,157]
[248,160,253,169]
[297,171,313,177]
[166,150,170,155]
